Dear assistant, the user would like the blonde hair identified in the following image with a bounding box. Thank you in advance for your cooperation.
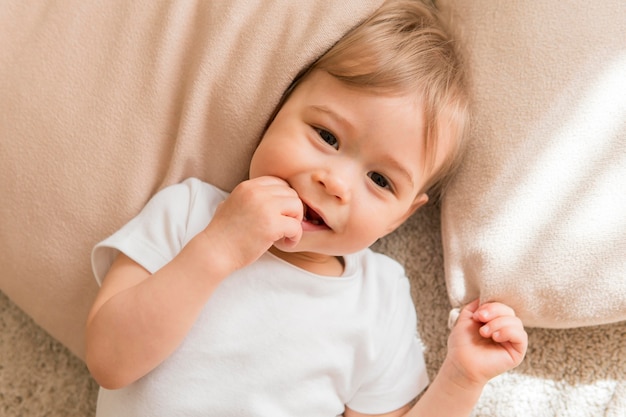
[277,0,470,199]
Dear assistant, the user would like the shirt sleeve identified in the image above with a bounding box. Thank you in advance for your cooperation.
[347,261,429,414]
[91,178,227,285]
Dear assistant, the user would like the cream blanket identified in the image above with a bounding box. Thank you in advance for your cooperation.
[439,0,626,328]
[0,0,383,358]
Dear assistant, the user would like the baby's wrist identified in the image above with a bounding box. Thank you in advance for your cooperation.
[439,356,487,394]
[178,233,237,284]
[418,357,486,415]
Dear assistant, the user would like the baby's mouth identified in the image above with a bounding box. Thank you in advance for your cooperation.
[303,204,327,227]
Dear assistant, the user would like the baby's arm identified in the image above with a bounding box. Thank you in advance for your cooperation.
[344,300,527,417]
[85,177,303,389]
[406,300,527,416]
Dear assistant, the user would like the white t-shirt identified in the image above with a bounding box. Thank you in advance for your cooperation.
[91,178,429,417]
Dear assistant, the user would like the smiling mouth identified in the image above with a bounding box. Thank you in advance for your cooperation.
[303,204,328,228]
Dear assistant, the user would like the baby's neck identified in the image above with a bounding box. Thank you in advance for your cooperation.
[269,247,344,277]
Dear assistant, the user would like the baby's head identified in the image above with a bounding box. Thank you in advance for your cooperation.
[250,0,470,256]
[278,0,469,200]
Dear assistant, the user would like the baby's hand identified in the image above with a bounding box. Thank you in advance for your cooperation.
[202,176,303,271]
[446,299,528,386]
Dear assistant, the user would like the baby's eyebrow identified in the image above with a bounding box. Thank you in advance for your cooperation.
[309,105,354,133]
[382,155,415,189]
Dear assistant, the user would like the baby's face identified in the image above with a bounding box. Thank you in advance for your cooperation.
[249,70,432,256]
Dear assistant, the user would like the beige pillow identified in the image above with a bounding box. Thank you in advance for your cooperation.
[0,0,384,358]
[438,0,626,328]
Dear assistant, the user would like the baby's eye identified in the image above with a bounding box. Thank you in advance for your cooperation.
[315,128,338,149]
[368,172,391,189]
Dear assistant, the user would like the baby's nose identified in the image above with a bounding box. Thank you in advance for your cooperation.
[314,169,352,202]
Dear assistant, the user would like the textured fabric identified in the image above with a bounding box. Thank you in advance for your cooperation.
[0,0,385,357]
[2,2,625,416]
[438,0,626,328]
[91,178,428,416]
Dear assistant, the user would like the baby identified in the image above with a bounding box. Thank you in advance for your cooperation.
[86,1,527,416]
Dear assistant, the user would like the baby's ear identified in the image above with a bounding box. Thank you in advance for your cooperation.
[385,193,429,234]
[404,192,429,220]
[413,193,429,210]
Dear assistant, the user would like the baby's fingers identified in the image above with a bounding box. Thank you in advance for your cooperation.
[473,302,516,324]
[480,315,528,363]
[479,315,523,342]
[277,217,304,248]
